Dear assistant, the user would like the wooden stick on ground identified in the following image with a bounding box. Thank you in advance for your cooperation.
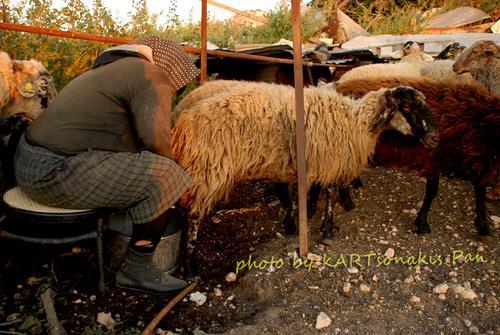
[41,289,67,335]
[141,283,197,335]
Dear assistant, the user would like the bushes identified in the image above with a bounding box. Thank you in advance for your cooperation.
[2,0,496,90]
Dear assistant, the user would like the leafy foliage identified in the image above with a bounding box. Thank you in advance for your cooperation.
[1,0,498,89]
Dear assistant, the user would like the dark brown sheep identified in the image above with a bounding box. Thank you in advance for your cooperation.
[336,77,500,235]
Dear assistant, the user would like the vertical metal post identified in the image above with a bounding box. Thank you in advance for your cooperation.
[96,217,105,294]
[291,0,308,257]
[200,0,208,83]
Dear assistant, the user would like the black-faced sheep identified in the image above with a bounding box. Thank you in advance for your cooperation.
[336,77,499,236]
[174,79,355,235]
[434,42,466,60]
[171,81,438,276]
[453,40,500,95]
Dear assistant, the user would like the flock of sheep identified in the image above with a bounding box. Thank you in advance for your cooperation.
[171,40,499,276]
[0,40,498,278]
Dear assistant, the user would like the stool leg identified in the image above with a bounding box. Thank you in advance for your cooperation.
[97,217,105,294]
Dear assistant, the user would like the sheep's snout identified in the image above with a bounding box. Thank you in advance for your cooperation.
[421,131,439,149]
[452,62,466,74]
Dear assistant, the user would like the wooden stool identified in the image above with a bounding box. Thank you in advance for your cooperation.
[0,187,106,293]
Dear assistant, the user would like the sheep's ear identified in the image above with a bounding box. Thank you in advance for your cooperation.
[370,112,390,132]
[483,43,497,56]
[383,89,399,114]
[369,91,394,131]
[12,61,24,72]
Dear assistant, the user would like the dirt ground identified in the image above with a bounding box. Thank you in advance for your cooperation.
[0,167,498,335]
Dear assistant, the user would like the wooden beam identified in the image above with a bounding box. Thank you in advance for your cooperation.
[200,0,208,83]
[206,0,267,24]
[291,0,308,257]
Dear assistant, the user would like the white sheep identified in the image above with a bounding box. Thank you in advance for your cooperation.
[175,81,413,217]
[0,52,56,122]
[336,62,422,84]
[173,80,249,124]
[453,40,500,95]
[400,41,433,63]
[336,42,435,84]
[171,81,438,275]
[420,60,478,86]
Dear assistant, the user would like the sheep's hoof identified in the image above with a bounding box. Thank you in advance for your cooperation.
[339,200,355,212]
[322,238,334,248]
[307,200,319,218]
[282,215,297,235]
[415,222,431,235]
[475,218,492,236]
[351,178,363,189]
[284,224,297,235]
[184,255,200,282]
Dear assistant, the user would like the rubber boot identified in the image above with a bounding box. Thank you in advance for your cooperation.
[115,248,187,295]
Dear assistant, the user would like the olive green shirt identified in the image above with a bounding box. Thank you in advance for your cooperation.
[27,57,175,158]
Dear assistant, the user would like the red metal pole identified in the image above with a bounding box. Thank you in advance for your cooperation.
[0,22,131,44]
[200,0,208,83]
[291,0,308,257]
[0,22,337,68]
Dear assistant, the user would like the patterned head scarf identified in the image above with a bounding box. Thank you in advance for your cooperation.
[135,36,199,91]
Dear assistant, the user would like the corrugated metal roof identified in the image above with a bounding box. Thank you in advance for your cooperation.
[337,9,370,40]
[341,33,500,57]
[426,6,490,29]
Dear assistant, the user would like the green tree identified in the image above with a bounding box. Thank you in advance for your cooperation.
[125,0,160,38]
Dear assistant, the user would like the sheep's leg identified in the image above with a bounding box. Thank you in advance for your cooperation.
[414,176,439,234]
[307,183,322,218]
[338,186,355,212]
[184,219,201,282]
[274,182,297,234]
[472,182,492,236]
[351,177,363,189]
[321,185,338,247]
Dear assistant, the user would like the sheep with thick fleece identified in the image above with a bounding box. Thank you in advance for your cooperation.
[0,53,56,121]
[173,80,252,125]
[171,82,438,276]
[453,40,500,95]
[173,83,438,217]
[174,79,354,234]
